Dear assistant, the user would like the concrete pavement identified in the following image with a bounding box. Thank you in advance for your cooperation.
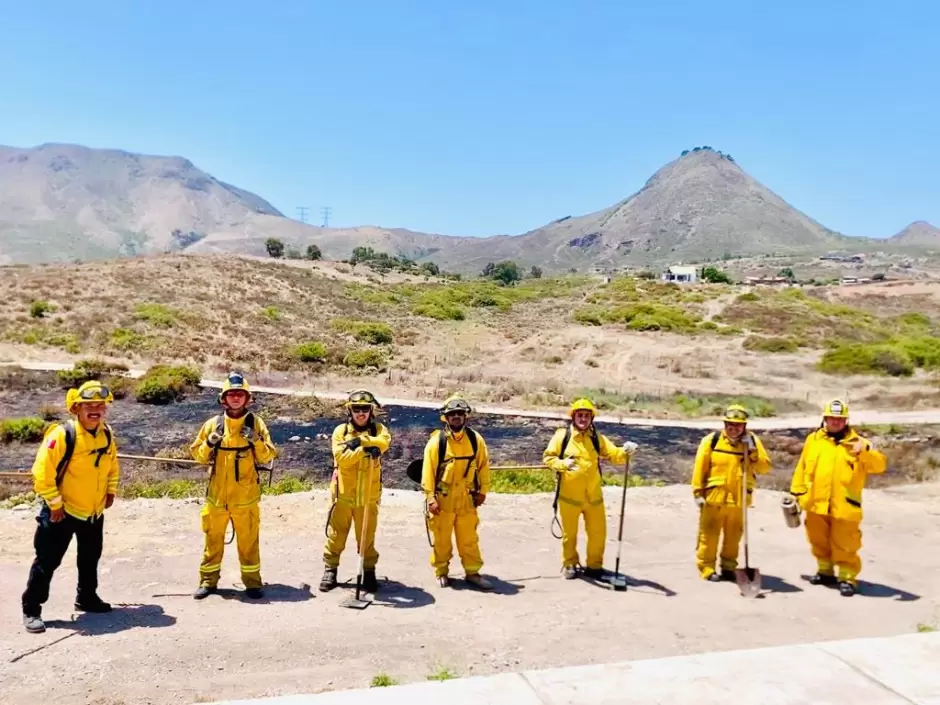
[203,631,940,704]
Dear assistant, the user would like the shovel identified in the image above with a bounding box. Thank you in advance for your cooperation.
[734,440,761,598]
[607,457,630,591]
[340,456,378,610]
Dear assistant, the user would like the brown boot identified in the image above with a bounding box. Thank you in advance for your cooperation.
[465,573,494,591]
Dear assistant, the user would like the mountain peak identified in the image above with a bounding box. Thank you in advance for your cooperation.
[890,220,940,245]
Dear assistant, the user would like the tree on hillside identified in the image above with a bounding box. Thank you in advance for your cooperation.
[306,244,322,261]
[483,260,521,286]
[420,261,440,276]
[701,266,732,284]
[265,238,284,258]
[778,267,795,282]
[529,265,543,279]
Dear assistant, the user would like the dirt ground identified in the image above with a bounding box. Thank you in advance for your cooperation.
[1,483,938,705]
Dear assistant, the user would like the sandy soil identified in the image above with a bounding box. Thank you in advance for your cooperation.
[1,484,938,705]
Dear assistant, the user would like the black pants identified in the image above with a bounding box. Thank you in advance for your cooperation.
[21,503,104,616]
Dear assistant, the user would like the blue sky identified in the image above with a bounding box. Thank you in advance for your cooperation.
[1,1,937,238]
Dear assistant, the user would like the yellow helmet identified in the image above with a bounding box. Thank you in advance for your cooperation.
[66,380,114,413]
[822,399,849,418]
[723,404,750,423]
[217,372,252,404]
[439,395,472,422]
[568,398,597,418]
[344,389,380,414]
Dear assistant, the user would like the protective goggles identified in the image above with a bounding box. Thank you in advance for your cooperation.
[226,374,246,387]
[724,408,749,422]
[78,386,111,401]
[348,391,377,404]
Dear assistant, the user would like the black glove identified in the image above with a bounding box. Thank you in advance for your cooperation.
[344,437,362,451]
[364,446,381,459]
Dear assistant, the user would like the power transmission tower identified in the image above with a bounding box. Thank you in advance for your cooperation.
[296,206,310,224]
[321,206,332,228]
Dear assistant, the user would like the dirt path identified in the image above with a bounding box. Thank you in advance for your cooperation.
[1,485,938,705]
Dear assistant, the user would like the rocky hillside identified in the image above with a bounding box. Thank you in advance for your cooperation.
[889,220,940,248]
[0,142,925,273]
[0,143,284,264]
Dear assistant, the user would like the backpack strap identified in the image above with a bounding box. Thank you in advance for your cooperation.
[54,420,77,486]
[435,427,479,493]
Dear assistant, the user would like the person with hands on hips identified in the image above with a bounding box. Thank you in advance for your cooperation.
[190,372,278,600]
[21,380,120,634]
[319,390,391,593]
[691,405,771,582]
[421,395,493,590]
[542,398,638,580]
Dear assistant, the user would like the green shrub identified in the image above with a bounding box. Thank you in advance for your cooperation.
[343,349,388,370]
[742,336,799,353]
[133,303,177,328]
[133,364,202,405]
[293,341,328,362]
[897,337,940,369]
[29,300,53,318]
[412,302,465,321]
[56,358,129,388]
[108,328,153,352]
[259,306,281,322]
[0,417,48,443]
[735,292,759,303]
[817,344,914,377]
[331,320,393,344]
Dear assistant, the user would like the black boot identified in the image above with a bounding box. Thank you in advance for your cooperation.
[362,569,378,593]
[74,595,112,613]
[319,567,338,592]
[583,567,605,580]
[838,581,856,597]
[23,613,45,634]
[809,572,837,586]
[720,569,736,581]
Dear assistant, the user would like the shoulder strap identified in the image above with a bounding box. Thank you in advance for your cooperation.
[465,427,479,459]
[560,425,571,457]
[54,420,77,486]
[710,431,720,451]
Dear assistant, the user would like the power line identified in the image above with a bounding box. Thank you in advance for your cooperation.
[296,206,310,224]
[321,206,332,228]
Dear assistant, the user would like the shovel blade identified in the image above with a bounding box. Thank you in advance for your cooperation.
[340,594,373,610]
[608,574,628,592]
[405,459,423,485]
[735,567,762,598]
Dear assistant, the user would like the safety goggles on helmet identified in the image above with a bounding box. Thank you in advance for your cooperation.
[723,406,749,423]
[227,373,245,387]
[440,398,471,414]
[348,390,378,405]
[78,385,112,401]
[823,399,848,418]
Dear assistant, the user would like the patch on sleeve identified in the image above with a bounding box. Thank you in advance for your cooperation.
[47,438,57,449]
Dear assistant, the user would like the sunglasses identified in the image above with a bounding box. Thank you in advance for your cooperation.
[78,386,111,400]
[350,405,372,414]
[445,411,467,417]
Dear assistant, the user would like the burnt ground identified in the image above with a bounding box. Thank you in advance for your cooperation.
[1,370,936,497]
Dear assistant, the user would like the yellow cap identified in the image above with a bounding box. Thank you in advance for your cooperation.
[66,380,114,413]
[568,398,597,418]
[723,404,749,423]
[218,372,252,404]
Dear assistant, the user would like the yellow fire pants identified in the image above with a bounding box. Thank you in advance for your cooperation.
[199,503,262,589]
[558,499,606,570]
[429,507,483,577]
[323,502,379,570]
[695,504,744,578]
[805,512,862,583]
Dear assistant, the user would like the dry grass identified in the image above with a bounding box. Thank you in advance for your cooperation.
[4,257,940,417]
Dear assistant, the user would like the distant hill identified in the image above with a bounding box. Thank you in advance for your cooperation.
[888,220,940,248]
[0,143,284,264]
[0,142,928,273]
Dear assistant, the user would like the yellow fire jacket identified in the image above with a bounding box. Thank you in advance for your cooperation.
[542,426,629,508]
[691,431,772,507]
[330,420,391,507]
[421,428,491,513]
[790,427,887,521]
[32,421,119,521]
[190,412,278,510]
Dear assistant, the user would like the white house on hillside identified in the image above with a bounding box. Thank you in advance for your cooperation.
[661,266,698,283]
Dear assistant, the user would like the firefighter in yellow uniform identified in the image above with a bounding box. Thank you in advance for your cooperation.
[691,404,772,581]
[421,395,493,590]
[319,390,391,593]
[542,398,638,580]
[789,399,886,597]
[21,380,119,634]
[190,373,278,599]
